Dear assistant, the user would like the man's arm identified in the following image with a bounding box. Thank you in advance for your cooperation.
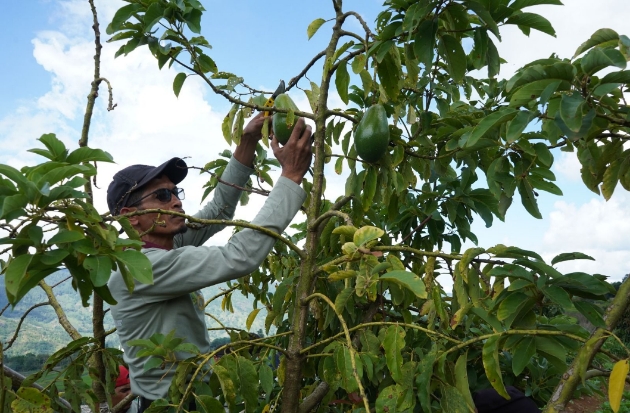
[174,113,268,248]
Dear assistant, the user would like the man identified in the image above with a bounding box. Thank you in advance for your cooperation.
[111,365,138,413]
[107,113,312,410]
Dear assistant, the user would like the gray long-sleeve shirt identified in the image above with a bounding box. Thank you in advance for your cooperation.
[108,157,306,400]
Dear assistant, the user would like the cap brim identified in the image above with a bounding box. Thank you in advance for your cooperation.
[136,157,188,190]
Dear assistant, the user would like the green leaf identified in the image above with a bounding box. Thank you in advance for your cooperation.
[352,54,366,74]
[560,91,585,132]
[307,18,326,40]
[0,194,27,220]
[440,34,467,83]
[12,387,53,413]
[582,47,627,75]
[48,230,84,245]
[573,28,619,58]
[574,299,606,328]
[143,2,165,31]
[497,292,528,322]
[600,71,630,85]
[482,335,510,399]
[377,47,402,101]
[510,0,563,10]
[506,111,533,143]
[535,336,566,364]
[416,347,437,412]
[518,178,542,219]
[601,160,621,200]
[458,247,485,282]
[334,287,353,314]
[197,54,218,74]
[332,225,358,238]
[259,363,273,395]
[196,395,226,413]
[4,254,33,300]
[111,250,153,285]
[543,285,575,310]
[106,3,141,34]
[455,351,475,410]
[441,384,473,413]
[335,61,350,104]
[467,108,517,147]
[328,270,357,282]
[380,270,427,298]
[376,385,402,413]
[184,8,202,33]
[65,147,113,164]
[413,19,437,68]
[335,346,362,393]
[84,256,113,287]
[173,72,187,97]
[353,226,384,246]
[235,356,258,413]
[361,167,378,210]
[382,325,405,383]
[466,1,500,39]
[512,337,536,376]
[551,252,595,265]
[38,133,68,161]
[143,357,163,372]
[213,364,236,406]
[505,12,556,37]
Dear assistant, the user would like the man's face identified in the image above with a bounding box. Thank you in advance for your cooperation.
[129,175,188,237]
[112,382,131,410]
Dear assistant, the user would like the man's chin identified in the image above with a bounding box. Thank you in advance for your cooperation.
[174,224,188,235]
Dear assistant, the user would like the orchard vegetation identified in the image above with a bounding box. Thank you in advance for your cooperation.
[2,0,630,412]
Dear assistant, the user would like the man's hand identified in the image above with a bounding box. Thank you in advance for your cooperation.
[271,118,313,185]
[234,112,269,167]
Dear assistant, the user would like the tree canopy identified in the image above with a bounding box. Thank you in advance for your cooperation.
[1,1,630,413]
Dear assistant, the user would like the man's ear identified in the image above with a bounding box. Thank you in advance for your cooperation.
[119,206,140,227]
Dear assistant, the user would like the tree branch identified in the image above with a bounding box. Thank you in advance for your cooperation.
[287,50,327,91]
[3,302,50,350]
[39,281,82,340]
[113,209,306,258]
[298,381,330,413]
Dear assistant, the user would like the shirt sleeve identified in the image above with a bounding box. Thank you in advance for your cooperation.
[174,156,254,248]
[134,176,305,302]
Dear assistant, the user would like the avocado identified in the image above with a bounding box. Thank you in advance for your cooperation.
[354,104,389,162]
[272,93,301,145]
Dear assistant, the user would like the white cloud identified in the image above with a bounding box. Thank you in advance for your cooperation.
[494,0,629,78]
[542,191,630,281]
[553,151,582,182]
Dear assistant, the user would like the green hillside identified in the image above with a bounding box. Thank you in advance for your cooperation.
[1,270,269,362]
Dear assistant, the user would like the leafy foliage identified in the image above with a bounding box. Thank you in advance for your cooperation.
[3,0,630,412]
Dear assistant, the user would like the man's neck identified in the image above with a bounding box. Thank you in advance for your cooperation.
[141,235,174,250]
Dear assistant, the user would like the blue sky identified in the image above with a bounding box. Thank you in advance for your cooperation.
[1,0,629,282]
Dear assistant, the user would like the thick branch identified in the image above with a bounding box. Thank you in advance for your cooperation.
[39,281,81,340]
[298,381,330,413]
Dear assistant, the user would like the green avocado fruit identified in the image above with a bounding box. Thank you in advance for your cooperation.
[272,93,302,145]
[354,104,389,162]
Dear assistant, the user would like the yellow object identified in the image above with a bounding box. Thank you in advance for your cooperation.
[609,359,629,413]
[263,80,286,117]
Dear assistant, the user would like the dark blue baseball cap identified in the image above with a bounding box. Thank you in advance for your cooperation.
[107,157,188,215]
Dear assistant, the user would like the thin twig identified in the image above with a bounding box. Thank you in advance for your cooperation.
[4,302,51,350]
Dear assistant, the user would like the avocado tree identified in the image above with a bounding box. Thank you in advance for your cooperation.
[2,0,630,412]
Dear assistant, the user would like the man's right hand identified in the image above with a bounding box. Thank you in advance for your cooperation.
[271,118,313,185]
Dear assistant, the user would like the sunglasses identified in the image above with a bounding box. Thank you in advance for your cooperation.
[128,187,185,207]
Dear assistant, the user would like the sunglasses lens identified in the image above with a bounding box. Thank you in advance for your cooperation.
[156,188,172,202]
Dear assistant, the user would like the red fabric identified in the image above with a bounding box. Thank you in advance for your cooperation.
[116,365,130,387]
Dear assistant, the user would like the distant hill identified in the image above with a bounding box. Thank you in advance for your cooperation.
[1,269,269,359]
